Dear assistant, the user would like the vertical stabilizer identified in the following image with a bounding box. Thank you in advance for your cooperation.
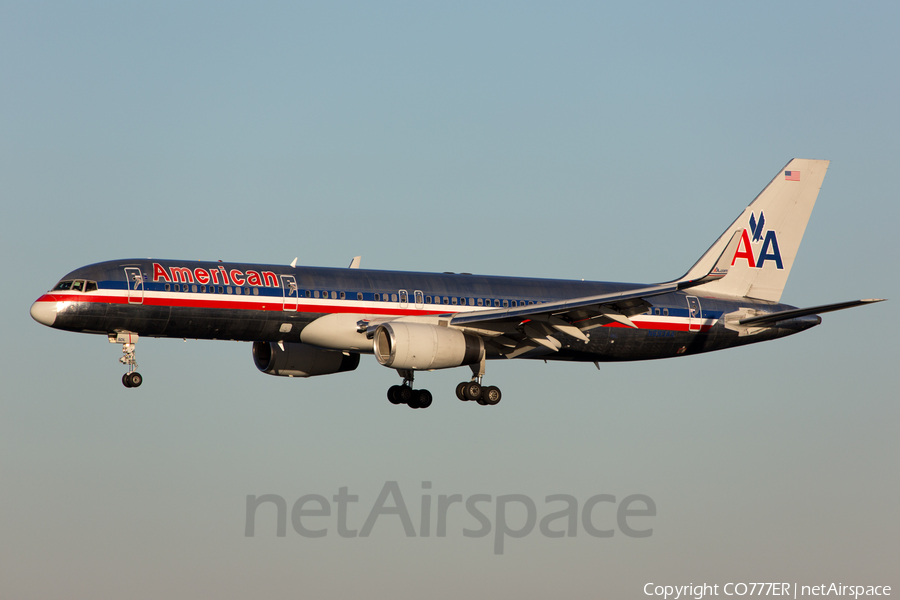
[680,158,829,302]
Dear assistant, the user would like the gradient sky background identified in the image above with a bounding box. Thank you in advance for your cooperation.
[2,2,898,598]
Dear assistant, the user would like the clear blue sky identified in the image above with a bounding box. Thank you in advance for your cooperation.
[2,2,897,598]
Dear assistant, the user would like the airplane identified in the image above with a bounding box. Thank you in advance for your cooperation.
[30,159,884,408]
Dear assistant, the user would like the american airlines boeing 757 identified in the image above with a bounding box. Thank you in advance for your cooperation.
[30,159,884,408]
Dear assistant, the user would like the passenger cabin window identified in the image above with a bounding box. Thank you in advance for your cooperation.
[477,298,483,306]
[374,293,380,301]
[425,296,432,304]
[165,284,171,292]
[663,308,668,316]
[392,293,399,302]
[399,291,408,304]
[451,297,458,305]
[357,292,363,301]
[443,297,449,305]
[253,288,259,296]
[340,291,346,300]
[503,300,509,308]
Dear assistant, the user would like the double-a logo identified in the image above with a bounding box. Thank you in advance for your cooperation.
[731,211,783,269]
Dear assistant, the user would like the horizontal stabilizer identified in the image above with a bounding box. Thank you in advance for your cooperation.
[738,298,886,327]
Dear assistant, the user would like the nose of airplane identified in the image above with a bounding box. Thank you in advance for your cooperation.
[30,299,57,327]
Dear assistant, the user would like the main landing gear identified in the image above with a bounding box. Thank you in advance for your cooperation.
[387,370,433,409]
[455,380,502,405]
[386,359,503,409]
[455,353,501,406]
[110,332,143,388]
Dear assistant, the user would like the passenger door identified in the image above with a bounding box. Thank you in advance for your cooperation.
[687,296,702,332]
[281,275,299,312]
[124,267,144,305]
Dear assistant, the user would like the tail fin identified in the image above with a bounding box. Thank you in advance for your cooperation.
[680,158,830,302]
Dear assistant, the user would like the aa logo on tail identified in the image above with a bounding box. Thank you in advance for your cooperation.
[732,211,783,269]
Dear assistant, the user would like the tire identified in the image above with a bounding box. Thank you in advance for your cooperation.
[129,372,143,388]
[476,396,488,406]
[408,391,421,409]
[455,382,468,401]
[122,373,133,388]
[463,382,482,401]
[483,386,501,405]
[417,389,433,409]
[397,386,413,404]
[388,385,404,404]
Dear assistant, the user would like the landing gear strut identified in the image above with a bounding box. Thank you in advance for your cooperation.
[387,369,432,409]
[110,332,143,388]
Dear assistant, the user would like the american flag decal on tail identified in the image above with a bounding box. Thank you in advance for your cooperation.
[784,170,800,181]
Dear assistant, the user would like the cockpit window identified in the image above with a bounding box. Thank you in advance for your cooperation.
[51,279,97,292]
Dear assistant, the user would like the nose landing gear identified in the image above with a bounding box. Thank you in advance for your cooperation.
[122,371,143,388]
[110,332,142,388]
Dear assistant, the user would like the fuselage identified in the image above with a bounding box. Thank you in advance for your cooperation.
[30,258,820,362]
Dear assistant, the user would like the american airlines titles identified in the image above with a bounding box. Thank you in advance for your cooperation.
[152,263,280,288]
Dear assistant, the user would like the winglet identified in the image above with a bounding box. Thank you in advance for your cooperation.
[348,256,361,269]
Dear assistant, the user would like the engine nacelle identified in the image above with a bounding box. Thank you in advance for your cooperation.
[373,322,483,371]
[252,341,360,378]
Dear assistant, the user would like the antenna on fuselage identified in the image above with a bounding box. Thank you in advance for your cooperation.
[348,256,361,269]
[290,257,298,268]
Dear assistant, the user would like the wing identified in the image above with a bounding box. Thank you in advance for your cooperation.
[448,283,674,356]
[446,234,743,356]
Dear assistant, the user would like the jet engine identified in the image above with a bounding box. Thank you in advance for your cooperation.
[373,322,483,371]
[252,341,360,377]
